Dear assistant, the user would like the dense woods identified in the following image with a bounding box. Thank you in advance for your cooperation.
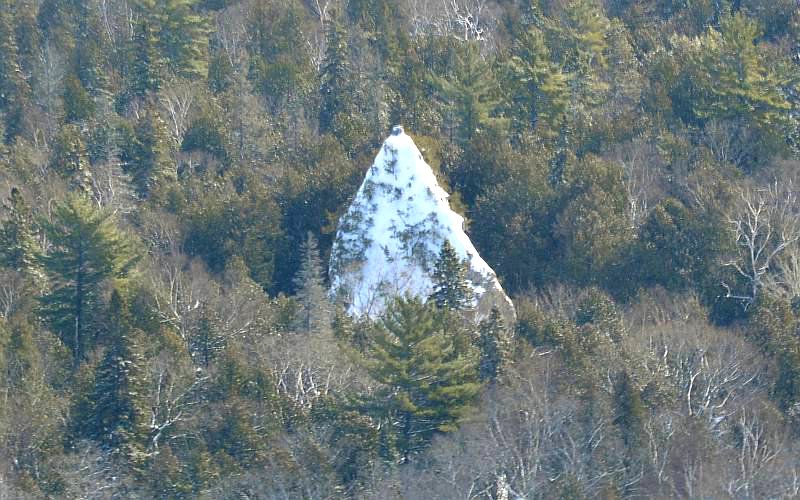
[0,0,799,497]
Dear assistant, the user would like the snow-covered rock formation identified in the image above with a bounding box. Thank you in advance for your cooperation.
[329,126,515,325]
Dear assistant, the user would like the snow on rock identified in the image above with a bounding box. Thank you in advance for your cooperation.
[329,126,516,325]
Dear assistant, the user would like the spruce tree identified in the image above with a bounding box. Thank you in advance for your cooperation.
[189,312,225,368]
[0,0,30,141]
[0,187,42,277]
[477,307,507,382]
[39,195,138,363]
[72,1,107,94]
[507,27,569,136]
[128,102,174,200]
[360,297,480,462]
[2,318,38,389]
[88,290,148,461]
[128,16,163,100]
[613,370,645,449]
[318,14,352,136]
[433,42,506,143]
[62,73,94,123]
[155,0,209,80]
[50,123,93,194]
[429,240,474,311]
[292,232,332,334]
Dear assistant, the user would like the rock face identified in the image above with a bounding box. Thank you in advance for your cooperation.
[329,126,515,325]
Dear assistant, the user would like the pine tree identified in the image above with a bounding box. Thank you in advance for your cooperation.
[319,14,352,136]
[39,195,138,363]
[155,0,209,80]
[50,123,93,194]
[360,297,480,462]
[72,1,107,94]
[613,370,645,449]
[477,307,508,382]
[189,312,225,367]
[1,317,43,401]
[292,232,332,334]
[0,187,42,277]
[62,73,94,123]
[128,102,174,200]
[128,15,163,101]
[429,240,474,311]
[88,290,148,461]
[678,13,797,139]
[507,27,569,136]
[433,42,506,143]
[0,0,31,141]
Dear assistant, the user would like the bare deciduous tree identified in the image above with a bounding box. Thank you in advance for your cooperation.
[723,181,800,307]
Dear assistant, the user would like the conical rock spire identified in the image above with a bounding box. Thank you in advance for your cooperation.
[329,127,515,324]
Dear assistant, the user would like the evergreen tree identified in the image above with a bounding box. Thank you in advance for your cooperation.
[674,12,798,152]
[62,73,94,123]
[507,27,569,136]
[127,15,163,101]
[319,14,353,137]
[72,1,107,94]
[128,102,174,200]
[87,290,148,461]
[433,42,506,143]
[359,297,480,462]
[50,123,93,194]
[0,0,30,141]
[292,232,332,334]
[429,240,474,311]
[2,318,39,389]
[612,370,645,449]
[155,0,209,80]
[477,307,507,382]
[0,187,42,277]
[39,195,138,363]
[189,312,225,368]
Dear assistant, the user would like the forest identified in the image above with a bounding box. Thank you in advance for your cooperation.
[0,0,799,498]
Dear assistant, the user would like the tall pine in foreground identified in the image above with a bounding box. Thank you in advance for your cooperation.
[39,195,138,363]
[359,297,480,462]
[429,240,474,311]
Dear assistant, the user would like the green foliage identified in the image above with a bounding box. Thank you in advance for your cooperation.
[135,0,209,80]
[358,297,480,461]
[83,291,149,462]
[0,0,30,141]
[506,27,569,137]
[127,102,175,200]
[433,42,506,144]
[181,105,229,165]
[0,187,41,277]
[292,232,332,333]
[1,0,800,495]
[477,307,507,381]
[612,370,645,449]
[62,74,94,123]
[429,240,474,311]
[50,124,92,193]
[39,195,138,362]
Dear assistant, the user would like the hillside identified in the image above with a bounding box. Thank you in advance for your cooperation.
[0,0,799,498]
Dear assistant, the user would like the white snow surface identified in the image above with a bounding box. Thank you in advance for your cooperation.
[329,127,512,319]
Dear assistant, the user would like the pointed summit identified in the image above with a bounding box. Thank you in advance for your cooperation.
[329,128,515,324]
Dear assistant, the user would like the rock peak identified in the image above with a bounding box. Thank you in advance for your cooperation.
[329,129,515,325]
